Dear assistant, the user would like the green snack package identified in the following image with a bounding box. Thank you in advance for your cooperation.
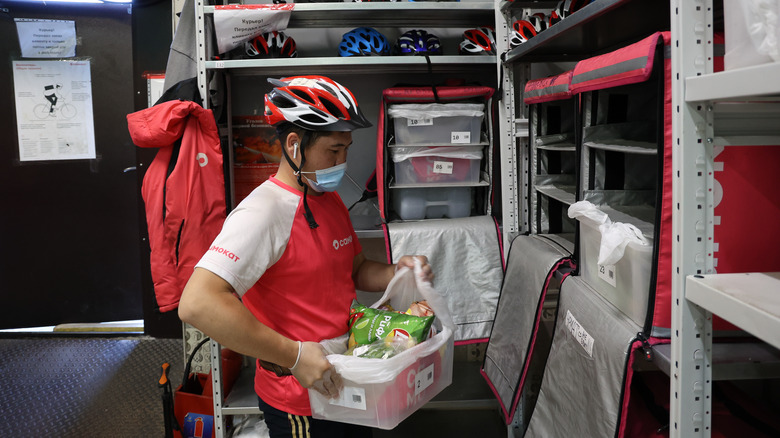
[347,301,435,349]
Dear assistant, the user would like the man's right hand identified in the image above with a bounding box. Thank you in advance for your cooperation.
[290,341,343,399]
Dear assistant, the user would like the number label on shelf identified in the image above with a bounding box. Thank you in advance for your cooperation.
[598,263,617,287]
[451,131,471,144]
[215,60,225,69]
[433,160,454,175]
[408,118,433,127]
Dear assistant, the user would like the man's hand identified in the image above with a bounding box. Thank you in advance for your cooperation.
[290,341,343,399]
[395,255,435,284]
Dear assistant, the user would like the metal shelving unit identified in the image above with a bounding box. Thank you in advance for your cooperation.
[194,2,500,437]
[500,0,780,437]
[670,1,780,436]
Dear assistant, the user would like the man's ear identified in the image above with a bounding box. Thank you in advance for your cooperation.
[284,132,300,160]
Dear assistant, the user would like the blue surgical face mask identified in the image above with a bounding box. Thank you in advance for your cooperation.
[300,162,347,192]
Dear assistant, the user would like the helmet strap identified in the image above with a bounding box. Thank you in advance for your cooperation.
[281,130,319,229]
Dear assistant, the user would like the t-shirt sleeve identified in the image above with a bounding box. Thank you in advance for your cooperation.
[195,184,298,296]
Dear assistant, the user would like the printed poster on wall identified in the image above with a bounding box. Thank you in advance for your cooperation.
[12,60,96,162]
[14,18,77,58]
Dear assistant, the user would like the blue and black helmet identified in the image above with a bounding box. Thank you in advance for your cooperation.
[338,27,391,57]
[394,30,443,56]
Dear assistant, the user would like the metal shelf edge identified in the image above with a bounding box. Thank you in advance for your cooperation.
[686,273,780,351]
[685,62,780,102]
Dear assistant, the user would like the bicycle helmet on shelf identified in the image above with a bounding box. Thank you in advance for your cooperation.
[552,0,591,21]
[459,27,496,55]
[395,29,443,56]
[510,14,547,48]
[241,31,297,59]
[339,27,391,57]
[264,75,372,132]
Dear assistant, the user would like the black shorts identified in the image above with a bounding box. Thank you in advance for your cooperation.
[258,397,373,438]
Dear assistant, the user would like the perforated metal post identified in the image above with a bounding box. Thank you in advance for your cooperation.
[669,1,715,436]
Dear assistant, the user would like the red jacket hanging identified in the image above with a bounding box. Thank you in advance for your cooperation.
[127,99,227,312]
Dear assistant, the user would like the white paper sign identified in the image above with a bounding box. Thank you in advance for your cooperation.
[328,386,367,411]
[414,363,435,396]
[451,131,471,144]
[15,19,77,58]
[598,263,617,287]
[12,60,96,162]
[433,161,454,175]
[565,310,595,357]
[213,4,293,54]
[407,117,433,127]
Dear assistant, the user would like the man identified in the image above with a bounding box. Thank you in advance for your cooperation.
[179,75,433,438]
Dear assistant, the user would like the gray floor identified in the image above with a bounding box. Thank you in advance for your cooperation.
[0,336,184,437]
[0,336,507,437]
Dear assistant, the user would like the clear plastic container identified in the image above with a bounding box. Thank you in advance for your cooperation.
[389,103,484,145]
[391,146,483,185]
[308,335,454,430]
[392,187,473,220]
[577,215,654,327]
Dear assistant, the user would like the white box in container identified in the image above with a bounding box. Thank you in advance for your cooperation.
[309,264,455,430]
[392,187,472,220]
[577,215,654,327]
[389,103,484,145]
[724,0,780,70]
[392,146,483,185]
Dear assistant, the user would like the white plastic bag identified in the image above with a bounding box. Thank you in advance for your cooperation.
[568,201,649,266]
[390,146,483,163]
[318,258,455,384]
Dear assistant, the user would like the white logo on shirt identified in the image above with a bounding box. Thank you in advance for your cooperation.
[196,153,208,167]
[332,235,353,251]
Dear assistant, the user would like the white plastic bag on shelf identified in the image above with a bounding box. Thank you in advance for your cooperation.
[390,146,483,163]
[725,0,780,69]
[318,258,454,384]
[568,201,649,266]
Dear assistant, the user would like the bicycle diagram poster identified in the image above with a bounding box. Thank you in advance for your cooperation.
[12,60,96,162]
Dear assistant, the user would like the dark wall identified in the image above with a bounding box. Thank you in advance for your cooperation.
[0,1,178,336]
[0,2,142,329]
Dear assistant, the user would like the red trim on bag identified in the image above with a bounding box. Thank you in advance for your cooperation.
[524,70,573,104]
[571,32,663,94]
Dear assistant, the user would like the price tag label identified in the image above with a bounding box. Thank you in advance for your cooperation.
[328,386,367,411]
[215,60,225,69]
[433,160,454,175]
[598,263,617,287]
[565,310,594,357]
[408,118,433,127]
[415,364,435,396]
[451,131,471,144]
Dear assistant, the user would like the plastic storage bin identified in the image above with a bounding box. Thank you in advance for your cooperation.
[391,146,483,185]
[392,187,472,220]
[309,336,454,430]
[388,103,484,145]
[577,214,654,327]
[309,263,455,430]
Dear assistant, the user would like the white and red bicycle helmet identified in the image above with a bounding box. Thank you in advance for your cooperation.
[459,27,497,55]
[510,14,547,48]
[244,31,297,59]
[264,75,372,131]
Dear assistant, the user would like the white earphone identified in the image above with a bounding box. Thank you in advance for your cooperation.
[293,142,299,159]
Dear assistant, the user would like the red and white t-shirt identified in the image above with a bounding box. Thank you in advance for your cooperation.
[196,176,362,416]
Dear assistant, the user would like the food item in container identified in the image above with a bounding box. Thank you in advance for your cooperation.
[347,301,435,355]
